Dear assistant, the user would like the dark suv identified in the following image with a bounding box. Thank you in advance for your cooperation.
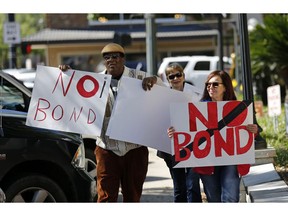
[0,71,96,202]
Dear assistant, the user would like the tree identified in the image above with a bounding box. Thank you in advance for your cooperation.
[0,14,45,68]
[249,14,288,104]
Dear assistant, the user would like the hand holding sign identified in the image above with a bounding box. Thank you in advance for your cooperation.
[170,100,255,168]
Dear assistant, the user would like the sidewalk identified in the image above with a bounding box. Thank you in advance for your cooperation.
[119,148,205,202]
[118,148,174,202]
[141,148,174,202]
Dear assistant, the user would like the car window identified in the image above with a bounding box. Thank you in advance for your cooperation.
[194,61,210,70]
[216,61,232,72]
[170,61,189,70]
[0,76,26,111]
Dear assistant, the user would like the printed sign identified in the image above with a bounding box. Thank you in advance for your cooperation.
[267,84,281,117]
[170,100,255,168]
[3,22,21,44]
[26,65,111,136]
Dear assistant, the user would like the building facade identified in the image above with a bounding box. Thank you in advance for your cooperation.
[22,14,236,73]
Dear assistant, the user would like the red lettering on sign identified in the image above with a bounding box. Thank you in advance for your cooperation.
[34,98,50,121]
[214,127,234,157]
[70,107,84,122]
[52,71,75,96]
[173,132,191,161]
[77,75,99,98]
[52,105,64,121]
[87,109,96,124]
[188,102,218,132]
[235,126,253,154]
[223,101,247,127]
[33,98,97,125]
[193,131,211,159]
[174,128,253,162]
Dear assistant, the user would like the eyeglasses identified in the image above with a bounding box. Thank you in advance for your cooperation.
[167,72,183,80]
[103,53,122,61]
[205,82,223,88]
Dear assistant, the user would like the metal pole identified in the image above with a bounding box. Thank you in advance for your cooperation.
[238,14,267,149]
[145,14,157,76]
[8,13,17,68]
[218,14,224,70]
[238,14,254,100]
[233,22,240,93]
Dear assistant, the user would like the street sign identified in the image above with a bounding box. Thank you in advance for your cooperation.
[3,22,21,44]
[267,84,281,117]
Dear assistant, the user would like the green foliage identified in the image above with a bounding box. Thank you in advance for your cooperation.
[249,14,288,104]
[250,15,288,167]
[0,14,45,68]
[250,14,288,74]
[257,105,288,167]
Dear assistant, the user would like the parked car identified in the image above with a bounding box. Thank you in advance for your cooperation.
[2,67,103,181]
[157,55,232,92]
[1,68,97,177]
[2,68,37,90]
[0,71,96,202]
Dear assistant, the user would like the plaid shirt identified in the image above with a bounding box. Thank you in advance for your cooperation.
[96,66,147,156]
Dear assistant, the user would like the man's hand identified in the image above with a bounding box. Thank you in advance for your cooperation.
[58,64,71,72]
[142,76,157,91]
[167,126,175,138]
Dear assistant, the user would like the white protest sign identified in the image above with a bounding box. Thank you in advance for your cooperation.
[26,65,111,136]
[107,76,196,154]
[267,84,281,117]
[170,100,255,168]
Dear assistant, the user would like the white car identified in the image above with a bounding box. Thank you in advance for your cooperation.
[157,56,232,92]
[2,68,36,90]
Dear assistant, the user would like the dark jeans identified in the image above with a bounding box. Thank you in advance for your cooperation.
[200,165,240,202]
[164,159,202,202]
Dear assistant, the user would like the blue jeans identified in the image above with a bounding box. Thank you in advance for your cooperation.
[200,165,240,202]
[164,159,202,202]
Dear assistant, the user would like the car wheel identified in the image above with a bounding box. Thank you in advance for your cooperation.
[5,175,67,202]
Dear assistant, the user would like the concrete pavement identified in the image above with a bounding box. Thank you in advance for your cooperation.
[118,148,174,202]
[140,148,174,202]
[119,147,205,202]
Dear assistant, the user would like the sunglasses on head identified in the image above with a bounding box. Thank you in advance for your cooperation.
[167,72,183,80]
[205,82,223,88]
[103,53,122,61]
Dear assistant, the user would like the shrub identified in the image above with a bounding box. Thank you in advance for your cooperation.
[256,104,288,167]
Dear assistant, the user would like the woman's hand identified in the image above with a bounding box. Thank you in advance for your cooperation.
[167,126,175,138]
[246,124,258,134]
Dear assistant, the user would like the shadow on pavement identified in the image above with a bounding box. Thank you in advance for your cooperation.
[141,187,173,202]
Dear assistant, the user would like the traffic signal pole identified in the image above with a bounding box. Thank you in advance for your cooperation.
[8,13,17,68]
[145,14,157,76]
[238,14,267,149]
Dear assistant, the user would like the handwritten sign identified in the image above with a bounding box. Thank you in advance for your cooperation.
[26,65,111,136]
[170,101,255,168]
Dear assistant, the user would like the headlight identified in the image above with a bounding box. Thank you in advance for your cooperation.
[0,188,5,203]
[72,143,86,169]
